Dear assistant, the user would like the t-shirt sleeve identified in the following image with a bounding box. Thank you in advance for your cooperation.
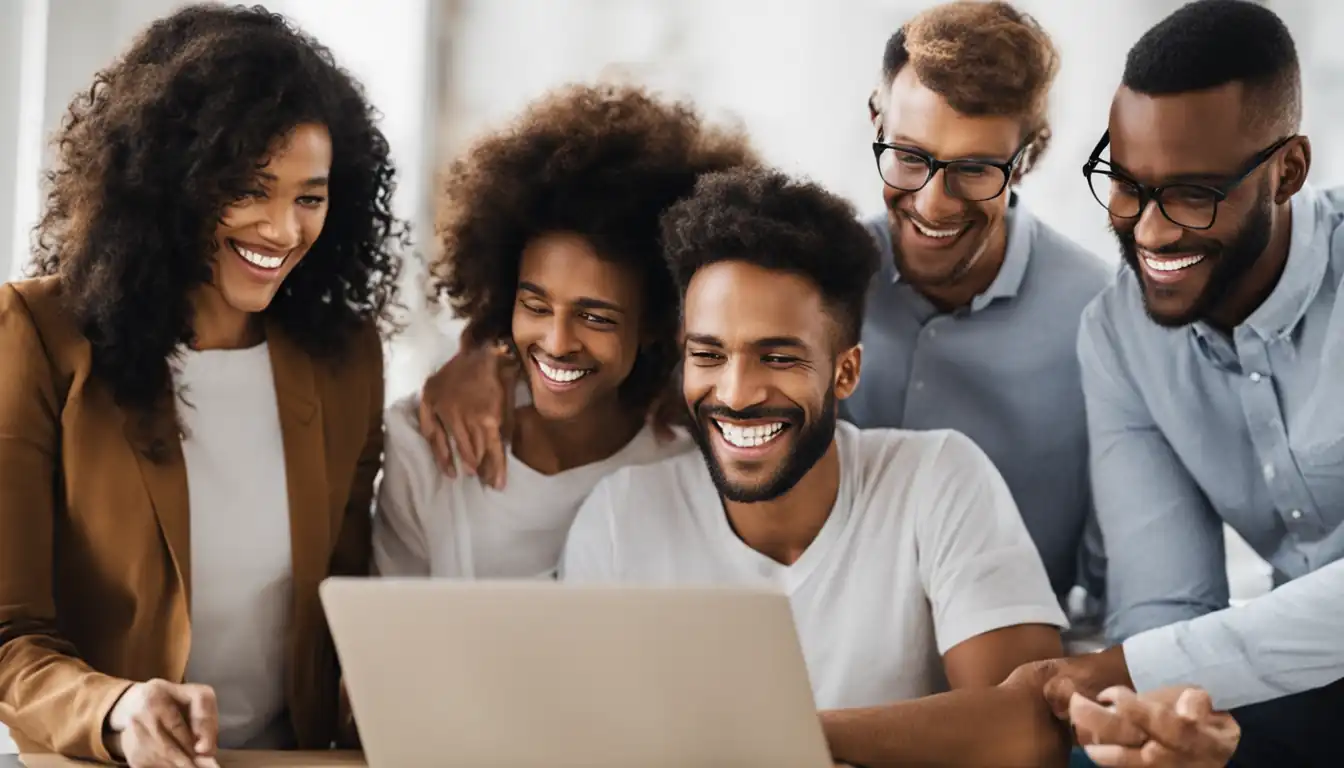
[372,400,442,577]
[914,431,1069,655]
[559,475,619,583]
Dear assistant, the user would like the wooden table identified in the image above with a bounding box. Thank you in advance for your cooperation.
[14,752,366,767]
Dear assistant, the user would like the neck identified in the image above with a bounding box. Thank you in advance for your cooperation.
[723,439,841,566]
[1207,203,1294,332]
[910,216,1009,312]
[190,285,262,350]
[512,397,645,476]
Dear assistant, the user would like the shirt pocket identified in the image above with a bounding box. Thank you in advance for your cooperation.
[1293,433,1344,530]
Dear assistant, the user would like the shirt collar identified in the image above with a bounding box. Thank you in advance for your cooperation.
[884,192,1033,313]
[1190,186,1329,344]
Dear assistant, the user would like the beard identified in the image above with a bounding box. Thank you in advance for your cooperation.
[690,387,838,504]
[1116,180,1273,328]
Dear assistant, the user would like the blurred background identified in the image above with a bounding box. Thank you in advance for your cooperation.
[3,0,1341,752]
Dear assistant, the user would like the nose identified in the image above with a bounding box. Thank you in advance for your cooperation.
[912,170,964,223]
[542,315,583,358]
[714,357,768,413]
[255,199,302,249]
[1132,197,1185,250]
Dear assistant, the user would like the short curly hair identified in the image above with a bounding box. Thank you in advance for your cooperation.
[1123,0,1300,136]
[30,3,407,414]
[433,83,757,411]
[660,168,880,348]
[879,1,1059,178]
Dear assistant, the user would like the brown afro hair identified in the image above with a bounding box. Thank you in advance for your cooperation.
[431,82,758,412]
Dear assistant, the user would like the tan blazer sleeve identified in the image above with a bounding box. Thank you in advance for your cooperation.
[0,284,134,761]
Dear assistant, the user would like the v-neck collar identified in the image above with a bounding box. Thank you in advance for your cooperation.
[694,436,854,595]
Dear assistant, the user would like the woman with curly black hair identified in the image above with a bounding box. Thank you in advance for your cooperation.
[0,4,405,765]
[372,83,756,581]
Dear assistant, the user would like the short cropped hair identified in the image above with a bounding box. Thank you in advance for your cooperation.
[660,168,880,348]
[434,83,757,412]
[1122,0,1300,136]
[880,1,1059,177]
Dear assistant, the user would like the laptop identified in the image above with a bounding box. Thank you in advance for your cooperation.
[319,578,833,768]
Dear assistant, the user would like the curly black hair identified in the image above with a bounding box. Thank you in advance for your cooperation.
[660,168,880,348]
[433,83,757,412]
[30,3,407,414]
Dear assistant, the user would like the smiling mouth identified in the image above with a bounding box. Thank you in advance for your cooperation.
[713,419,790,449]
[534,355,595,384]
[910,218,967,239]
[1142,251,1206,272]
[230,239,288,271]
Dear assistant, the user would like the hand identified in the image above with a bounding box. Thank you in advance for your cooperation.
[105,679,220,768]
[1039,646,1134,721]
[1071,686,1239,767]
[418,339,518,488]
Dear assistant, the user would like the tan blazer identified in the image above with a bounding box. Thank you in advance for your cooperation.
[0,277,383,760]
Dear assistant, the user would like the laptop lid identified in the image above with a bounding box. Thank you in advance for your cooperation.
[320,578,832,768]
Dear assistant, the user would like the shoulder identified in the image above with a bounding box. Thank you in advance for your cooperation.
[0,277,88,386]
[1021,209,1116,297]
[846,423,993,490]
[378,394,442,499]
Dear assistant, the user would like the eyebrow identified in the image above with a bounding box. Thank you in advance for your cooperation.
[684,334,808,350]
[256,170,330,188]
[883,135,1013,163]
[517,281,626,313]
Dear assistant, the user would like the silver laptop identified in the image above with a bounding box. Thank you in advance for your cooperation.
[320,578,833,768]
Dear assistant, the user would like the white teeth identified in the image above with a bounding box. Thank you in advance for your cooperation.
[235,243,285,270]
[911,219,962,239]
[1142,252,1205,272]
[537,359,592,383]
[715,420,786,449]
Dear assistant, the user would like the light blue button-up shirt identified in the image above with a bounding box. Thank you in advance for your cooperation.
[844,197,1113,597]
[1079,185,1344,706]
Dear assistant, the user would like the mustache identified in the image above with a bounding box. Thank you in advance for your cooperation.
[696,403,802,423]
[1113,225,1219,257]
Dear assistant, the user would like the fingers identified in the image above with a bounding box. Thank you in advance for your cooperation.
[1083,741,1175,767]
[418,397,457,478]
[1101,687,1202,752]
[177,684,219,755]
[478,416,507,490]
[449,414,482,476]
[1043,672,1080,720]
[1070,692,1148,748]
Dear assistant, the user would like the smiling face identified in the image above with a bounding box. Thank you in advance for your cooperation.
[878,66,1023,291]
[1107,83,1290,327]
[681,261,861,503]
[208,122,332,315]
[512,231,644,422]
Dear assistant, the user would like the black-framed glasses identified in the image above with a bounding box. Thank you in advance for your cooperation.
[872,135,1028,202]
[1081,131,1295,230]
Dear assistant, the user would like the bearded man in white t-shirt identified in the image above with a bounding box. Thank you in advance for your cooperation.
[561,167,1076,767]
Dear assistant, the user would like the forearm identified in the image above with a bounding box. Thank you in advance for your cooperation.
[1123,558,1344,710]
[0,634,134,760]
[820,682,1070,768]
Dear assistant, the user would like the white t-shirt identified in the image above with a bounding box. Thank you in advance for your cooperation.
[561,421,1068,709]
[175,343,293,749]
[374,396,693,579]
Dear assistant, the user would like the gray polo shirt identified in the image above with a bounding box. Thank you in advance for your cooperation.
[1081,184,1344,691]
[843,199,1113,597]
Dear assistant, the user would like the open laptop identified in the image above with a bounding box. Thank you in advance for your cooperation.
[320,578,833,768]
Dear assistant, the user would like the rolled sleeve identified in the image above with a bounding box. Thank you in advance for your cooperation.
[1124,557,1344,711]
[1078,298,1229,642]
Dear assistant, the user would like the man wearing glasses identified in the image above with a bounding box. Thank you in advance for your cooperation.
[855,0,1112,611]
[1037,2,1344,766]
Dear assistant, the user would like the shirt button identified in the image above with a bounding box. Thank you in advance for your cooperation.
[1249,372,1263,382]
[1290,509,1303,520]
[913,380,925,391]
[927,328,937,339]
[1263,463,1276,481]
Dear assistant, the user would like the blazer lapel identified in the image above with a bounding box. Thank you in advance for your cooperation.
[124,394,192,605]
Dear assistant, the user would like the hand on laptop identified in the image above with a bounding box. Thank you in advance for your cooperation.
[104,678,220,768]
[1069,686,1238,767]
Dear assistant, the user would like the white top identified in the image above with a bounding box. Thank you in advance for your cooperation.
[561,421,1068,709]
[175,343,293,749]
[373,396,694,579]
